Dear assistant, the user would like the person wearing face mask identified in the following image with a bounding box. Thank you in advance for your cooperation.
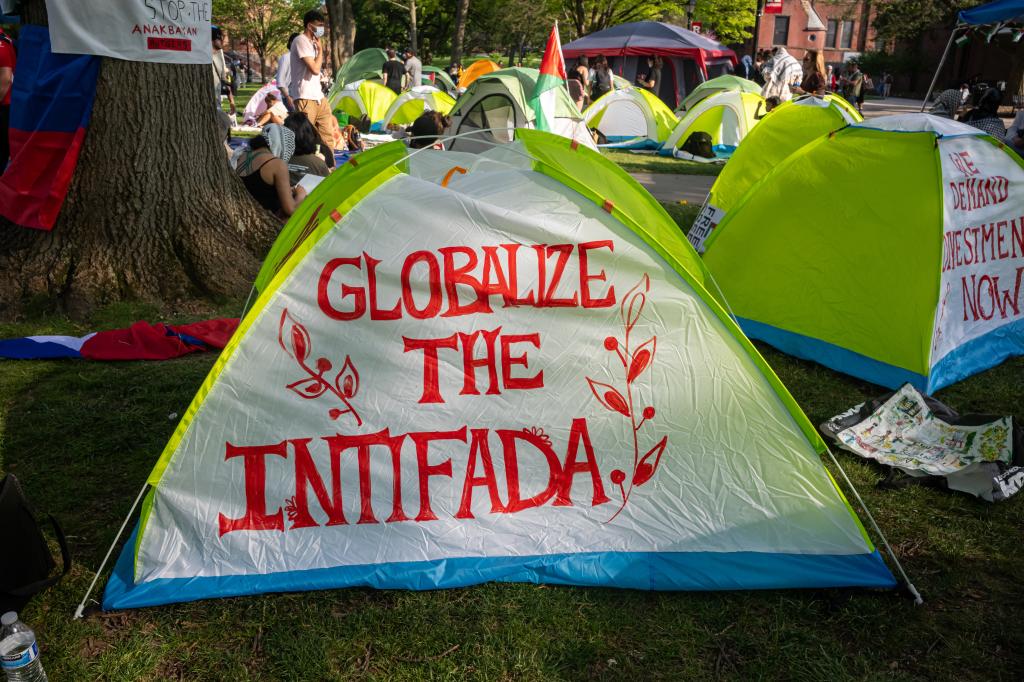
[290,10,334,155]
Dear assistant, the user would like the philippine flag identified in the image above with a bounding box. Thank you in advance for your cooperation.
[0,25,100,230]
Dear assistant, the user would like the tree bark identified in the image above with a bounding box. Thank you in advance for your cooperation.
[325,0,356,71]
[409,0,418,55]
[0,1,279,318]
[451,0,470,66]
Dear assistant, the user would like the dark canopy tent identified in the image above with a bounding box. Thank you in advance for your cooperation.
[921,0,1024,109]
[562,21,737,108]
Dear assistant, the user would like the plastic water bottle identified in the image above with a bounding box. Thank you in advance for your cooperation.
[0,613,47,682]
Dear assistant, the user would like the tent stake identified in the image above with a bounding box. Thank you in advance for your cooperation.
[73,482,149,619]
[825,447,924,605]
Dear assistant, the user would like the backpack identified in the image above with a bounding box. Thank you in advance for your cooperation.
[681,131,714,159]
[0,475,71,613]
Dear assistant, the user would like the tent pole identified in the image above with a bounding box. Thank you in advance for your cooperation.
[921,26,961,111]
[825,447,924,604]
[73,482,149,618]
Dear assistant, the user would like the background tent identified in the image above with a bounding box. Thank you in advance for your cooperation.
[677,75,760,113]
[103,131,896,610]
[332,80,398,131]
[241,82,283,125]
[584,86,678,149]
[423,66,457,94]
[458,59,501,91]
[660,90,764,159]
[921,0,1024,108]
[701,115,1024,392]
[328,48,387,100]
[689,94,861,251]
[446,67,594,152]
[562,22,738,108]
[381,85,455,128]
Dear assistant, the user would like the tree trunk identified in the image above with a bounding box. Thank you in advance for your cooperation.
[409,0,418,54]
[325,0,356,71]
[451,0,470,66]
[0,1,279,318]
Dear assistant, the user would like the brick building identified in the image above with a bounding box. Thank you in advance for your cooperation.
[746,0,877,67]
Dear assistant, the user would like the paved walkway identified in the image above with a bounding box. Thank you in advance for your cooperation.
[628,172,715,204]
[860,96,926,118]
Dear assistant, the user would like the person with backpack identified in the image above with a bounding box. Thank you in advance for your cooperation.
[591,55,613,101]
[0,27,14,168]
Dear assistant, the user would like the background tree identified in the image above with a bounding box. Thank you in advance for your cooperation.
[870,0,981,41]
[687,0,756,44]
[324,0,357,71]
[0,0,279,316]
[451,0,470,65]
[212,0,319,79]
[558,0,672,37]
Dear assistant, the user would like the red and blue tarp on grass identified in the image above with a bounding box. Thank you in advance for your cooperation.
[0,318,239,360]
[0,25,100,230]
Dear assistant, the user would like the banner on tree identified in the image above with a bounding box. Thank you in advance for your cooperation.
[103,136,894,609]
[45,0,212,65]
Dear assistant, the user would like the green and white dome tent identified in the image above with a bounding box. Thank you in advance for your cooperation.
[701,114,1024,392]
[89,130,910,612]
[583,86,678,150]
[688,94,862,253]
[446,67,596,153]
[676,74,761,113]
[659,89,765,161]
[330,79,399,132]
[380,85,456,129]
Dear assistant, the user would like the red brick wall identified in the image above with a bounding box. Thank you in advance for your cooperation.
[750,0,876,67]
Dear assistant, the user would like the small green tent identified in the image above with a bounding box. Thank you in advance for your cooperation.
[447,67,594,152]
[677,75,760,113]
[583,87,678,149]
[701,115,1024,392]
[688,95,862,252]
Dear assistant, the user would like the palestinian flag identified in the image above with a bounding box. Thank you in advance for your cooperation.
[529,22,565,132]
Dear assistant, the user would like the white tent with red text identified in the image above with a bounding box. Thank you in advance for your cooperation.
[101,131,896,609]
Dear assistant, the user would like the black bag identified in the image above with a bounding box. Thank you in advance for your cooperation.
[0,474,71,613]
[681,131,714,159]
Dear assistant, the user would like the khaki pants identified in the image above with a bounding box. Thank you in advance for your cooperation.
[295,97,335,150]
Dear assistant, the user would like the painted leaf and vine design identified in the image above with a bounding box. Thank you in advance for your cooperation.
[585,273,668,522]
[278,308,363,426]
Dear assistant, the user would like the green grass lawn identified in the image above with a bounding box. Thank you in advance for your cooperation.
[602,150,723,176]
[1,210,1021,680]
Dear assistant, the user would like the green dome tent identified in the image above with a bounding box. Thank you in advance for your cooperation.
[583,87,678,149]
[677,74,760,113]
[660,90,764,161]
[102,130,898,610]
[447,67,594,153]
[380,85,456,128]
[701,115,1024,392]
[423,66,457,94]
[331,80,398,132]
[688,95,862,252]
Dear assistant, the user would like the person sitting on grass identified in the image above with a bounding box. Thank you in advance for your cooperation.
[408,111,450,150]
[235,124,306,220]
[284,113,332,185]
[958,87,1006,138]
[341,124,365,152]
[256,91,289,126]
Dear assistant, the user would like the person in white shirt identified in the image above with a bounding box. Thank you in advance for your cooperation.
[404,48,423,91]
[211,27,233,113]
[276,33,298,111]
[290,10,334,151]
